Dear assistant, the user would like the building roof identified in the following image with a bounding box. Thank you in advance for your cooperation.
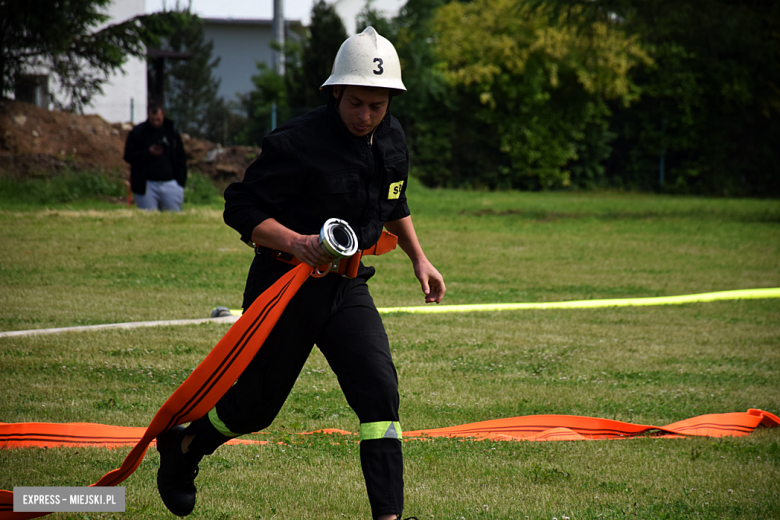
[202,17,302,28]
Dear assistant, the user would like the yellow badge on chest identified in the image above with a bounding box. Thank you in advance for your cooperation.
[388,180,404,200]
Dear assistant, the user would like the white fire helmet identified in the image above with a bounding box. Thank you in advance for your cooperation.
[321,26,406,94]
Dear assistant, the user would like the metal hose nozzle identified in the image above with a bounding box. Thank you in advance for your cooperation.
[319,218,358,259]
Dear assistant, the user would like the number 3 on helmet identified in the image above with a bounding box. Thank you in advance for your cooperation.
[321,26,406,95]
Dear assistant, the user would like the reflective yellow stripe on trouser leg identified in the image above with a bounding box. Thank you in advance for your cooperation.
[207,407,241,437]
[359,421,403,441]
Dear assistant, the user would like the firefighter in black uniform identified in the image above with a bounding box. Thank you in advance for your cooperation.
[155,27,445,520]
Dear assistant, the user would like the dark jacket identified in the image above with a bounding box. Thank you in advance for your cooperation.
[223,101,410,251]
[123,118,187,195]
[224,100,411,308]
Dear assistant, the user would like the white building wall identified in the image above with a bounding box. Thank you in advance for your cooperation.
[86,55,147,124]
[84,0,147,123]
[203,20,276,105]
[203,19,302,105]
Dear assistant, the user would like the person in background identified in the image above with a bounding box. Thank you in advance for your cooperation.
[123,102,187,211]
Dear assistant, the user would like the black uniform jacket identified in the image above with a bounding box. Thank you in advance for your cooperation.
[123,118,188,195]
[223,100,411,306]
[223,101,411,251]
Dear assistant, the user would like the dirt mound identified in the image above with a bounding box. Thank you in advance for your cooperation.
[0,99,258,184]
[0,99,128,177]
[184,139,259,183]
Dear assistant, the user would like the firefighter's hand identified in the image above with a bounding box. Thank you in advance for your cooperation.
[149,144,164,156]
[414,259,446,303]
[290,234,333,267]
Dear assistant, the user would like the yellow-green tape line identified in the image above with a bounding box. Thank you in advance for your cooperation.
[227,288,780,317]
[375,288,780,314]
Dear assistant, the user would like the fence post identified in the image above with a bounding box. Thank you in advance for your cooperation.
[659,116,665,186]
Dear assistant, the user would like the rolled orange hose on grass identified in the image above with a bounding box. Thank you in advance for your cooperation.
[2,409,778,451]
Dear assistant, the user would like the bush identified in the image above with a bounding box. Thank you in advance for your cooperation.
[0,170,125,205]
[433,0,649,190]
[184,171,221,205]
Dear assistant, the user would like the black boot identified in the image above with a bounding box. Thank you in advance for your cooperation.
[156,425,202,517]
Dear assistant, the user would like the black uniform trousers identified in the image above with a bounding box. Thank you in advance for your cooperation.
[185,265,404,519]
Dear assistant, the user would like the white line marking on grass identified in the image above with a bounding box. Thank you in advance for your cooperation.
[0,317,239,338]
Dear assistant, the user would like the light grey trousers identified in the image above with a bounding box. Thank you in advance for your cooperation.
[134,180,184,212]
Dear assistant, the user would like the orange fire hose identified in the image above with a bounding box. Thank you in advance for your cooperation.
[2,409,777,451]
[1,409,777,518]
[125,180,132,208]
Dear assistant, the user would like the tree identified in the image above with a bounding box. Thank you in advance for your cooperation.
[357,0,457,187]
[235,63,288,146]
[433,0,649,189]
[236,0,348,145]
[154,11,228,142]
[543,0,780,195]
[356,1,398,38]
[0,0,182,112]
[286,0,348,112]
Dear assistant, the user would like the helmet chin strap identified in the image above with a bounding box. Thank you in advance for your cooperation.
[335,86,346,111]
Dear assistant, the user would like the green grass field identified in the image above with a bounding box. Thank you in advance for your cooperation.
[1,185,779,519]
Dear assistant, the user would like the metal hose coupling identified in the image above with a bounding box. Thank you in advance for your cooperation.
[319,218,358,259]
